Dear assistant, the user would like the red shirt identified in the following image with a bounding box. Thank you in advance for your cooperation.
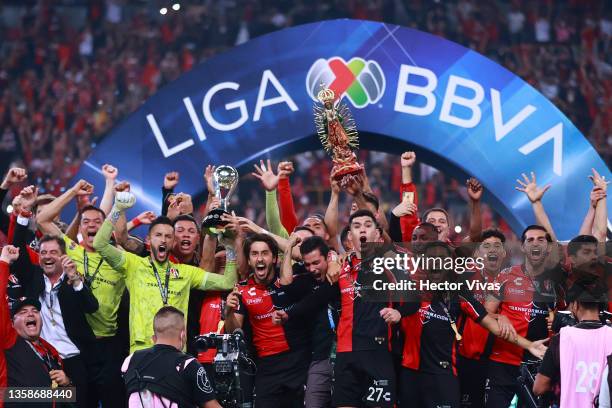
[197,293,224,364]
[489,265,561,366]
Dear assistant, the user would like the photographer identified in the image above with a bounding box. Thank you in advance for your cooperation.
[533,279,612,407]
[122,306,221,408]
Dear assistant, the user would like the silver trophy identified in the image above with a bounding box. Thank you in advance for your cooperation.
[202,165,239,235]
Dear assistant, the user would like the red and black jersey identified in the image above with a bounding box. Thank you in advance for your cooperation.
[458,269,496,361]
[197,292,225,364]
[489,265,562,366]
[400,291,486,375]
[288,254,394,353]
[236,273,313,358]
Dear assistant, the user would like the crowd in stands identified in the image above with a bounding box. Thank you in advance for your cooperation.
[0,0,610,237]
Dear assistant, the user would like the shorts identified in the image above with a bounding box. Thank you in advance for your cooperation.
[458,356,486,408]
[399,367,460,408]
[484,361,521,408]
[333,350,396,408]
[254,349,310,408]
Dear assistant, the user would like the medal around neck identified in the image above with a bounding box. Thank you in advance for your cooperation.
[202,165,238,236]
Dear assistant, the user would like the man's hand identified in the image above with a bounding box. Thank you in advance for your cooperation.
[590,187,607,208]
[0,245,20,264]
[515,172,550,203]
[61,255,81,287]
[18,185,38,211]
[343,174,364,197]
[392,200,417,217]
[401,151,416,168]
[76,194,98,212]
[497,314,518,341]
[466,178,483,201]
[176,193,193,215]
[277,161,294,179]
[135,211,156,225]
[252,159,280,191]
[330,175,341,195]
[222,212,244,240]
[588,168,609,192]
[288,233,301,249]
[326,253,342,284]
[379,308,401,324]
[237,217,265,234]
[1,167,27,189]
[272,310,288,325]
[208,197,221,212]
[225,288,241,315]
[71,180,94,197]
[49,370,70,387]
[102,164,118,181]
[527,338,549,360]
[113,191,136,212]
[114,181,130,192]
[204,165,215,194]
[164,171,180,190]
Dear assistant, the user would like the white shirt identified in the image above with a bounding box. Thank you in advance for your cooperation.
[40,273,81,359]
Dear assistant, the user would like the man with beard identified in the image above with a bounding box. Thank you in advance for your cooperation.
[273,210,403,408]
[224,233,314,407]
[484,225,563,408]
[25,178,129,407]
[458,229,507,408]
[93,191,238,352]
[1,245,72,406]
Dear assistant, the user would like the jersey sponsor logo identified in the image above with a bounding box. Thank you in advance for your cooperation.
[170,268,179,278]
[419,304,449,325]
[247,287,257,297]
[196,367,213,394]
[508,302,548,322]
[513,277,523,287]
[507,287,526,296]
[8,274,19,284]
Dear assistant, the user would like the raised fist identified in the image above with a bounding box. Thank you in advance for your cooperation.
[2,168,27,188]
[114,191,136,211]
[164,172,180,190]
[0,245,20,264]
[401,151,416,168]
[102,164,118,181]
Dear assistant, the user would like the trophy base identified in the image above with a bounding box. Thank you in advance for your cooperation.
[201,208,230,236]
[332,162,364,188]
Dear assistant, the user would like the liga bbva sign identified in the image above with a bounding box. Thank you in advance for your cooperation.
[74,19,610,240]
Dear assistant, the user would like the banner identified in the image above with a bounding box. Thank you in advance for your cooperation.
[73,19,611,240]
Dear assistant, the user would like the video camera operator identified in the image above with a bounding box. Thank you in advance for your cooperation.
[534,279,612,407]
[122,306,221,408]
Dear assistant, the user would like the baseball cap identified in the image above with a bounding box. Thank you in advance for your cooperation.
[11,297,41,318]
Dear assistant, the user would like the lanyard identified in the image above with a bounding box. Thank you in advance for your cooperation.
[150,259,171,305]
[327,307,336,331]
[26,340,55,371]
[439,296,462,342]
[83,249,104,286]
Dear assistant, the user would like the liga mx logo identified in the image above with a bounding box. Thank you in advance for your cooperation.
[306,57,385,108]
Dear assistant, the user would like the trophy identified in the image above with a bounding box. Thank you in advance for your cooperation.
[313,84,364,187]
[201,165,239,235]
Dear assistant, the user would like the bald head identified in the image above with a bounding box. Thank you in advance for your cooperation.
[153,306,185,345]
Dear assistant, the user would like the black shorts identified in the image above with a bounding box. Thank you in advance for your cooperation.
[458,356,487,408]
[333,350,396,408]
[399,367,460,408]
[484,361,520,408]
[254,349,310,408]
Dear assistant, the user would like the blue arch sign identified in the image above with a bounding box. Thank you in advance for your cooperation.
[74,19,610,240]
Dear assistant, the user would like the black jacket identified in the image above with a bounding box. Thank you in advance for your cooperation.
[12,221,99,355]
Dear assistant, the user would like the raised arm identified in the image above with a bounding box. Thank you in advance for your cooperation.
[280,234,301,286]
[99,164,118,215]
[0,168,28,234]
[161,171,179,216]
[324,172,341,240]
[93,191,136,272]
[38,179,93,236]
[252,159,289,238]
[398,151,420,242]
[223,288,245,334]
[589,168,608,242]
[515,172,557,241]
[277,161,298,234]
[0,245,20,350]
[465,178,483,242]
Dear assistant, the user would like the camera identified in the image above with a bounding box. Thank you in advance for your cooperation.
[194,330,255,408]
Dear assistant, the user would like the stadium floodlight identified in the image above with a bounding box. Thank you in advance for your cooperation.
[172,3,181,11]
[160,7,168,15]
[454,225,462,234]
